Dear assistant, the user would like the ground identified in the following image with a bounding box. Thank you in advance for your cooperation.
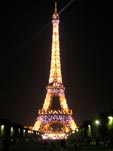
[9,141,113,151]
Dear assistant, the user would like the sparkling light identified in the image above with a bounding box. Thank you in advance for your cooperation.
[49,18,62,84]
[42,131,68,140]
[33,3,77,136]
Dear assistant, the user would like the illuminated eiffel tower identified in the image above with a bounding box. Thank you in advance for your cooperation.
[33,3,77,138]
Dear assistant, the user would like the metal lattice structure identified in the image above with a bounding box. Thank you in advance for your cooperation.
[33,3,77,135]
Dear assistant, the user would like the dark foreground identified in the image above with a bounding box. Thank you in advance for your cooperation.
[9,141,113,151]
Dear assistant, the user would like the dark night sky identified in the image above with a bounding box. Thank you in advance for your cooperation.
[0,0,113,126]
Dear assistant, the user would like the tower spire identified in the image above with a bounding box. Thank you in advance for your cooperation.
[55,2,57,14]
[52,2,59,19]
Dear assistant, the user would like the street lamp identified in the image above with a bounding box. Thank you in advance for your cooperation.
[95,120,100,126]
[0,125,5,137]
[23,129,26,136]
[10,127,14,137]
[94,119,100,145]
[107,116,113,145]
[108,116,113,129]
[87,124,91,137]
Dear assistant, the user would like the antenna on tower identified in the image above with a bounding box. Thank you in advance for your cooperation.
[55,2,57,14]
[53,2,59,19]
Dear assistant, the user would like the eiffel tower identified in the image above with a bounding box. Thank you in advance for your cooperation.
[33,2,77,138]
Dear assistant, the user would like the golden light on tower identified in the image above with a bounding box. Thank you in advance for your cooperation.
[33,2,78,139]
[49,5,62,84]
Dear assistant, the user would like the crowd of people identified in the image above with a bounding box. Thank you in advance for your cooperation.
[0,137,79,151]
[43,139,79,151]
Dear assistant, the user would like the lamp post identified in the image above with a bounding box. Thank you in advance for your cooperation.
[108,116,113,130]
[10,127,14,137]
[87,125,91,137]
[107,116,113,144]
[94,119,100,145]
[0,125,5,137]
[86,124,92,145]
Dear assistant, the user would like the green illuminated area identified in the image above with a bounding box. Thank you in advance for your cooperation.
[0,125,5,137]
[87,124,91,136]
[10,126,14,137]
[108,116,113,129]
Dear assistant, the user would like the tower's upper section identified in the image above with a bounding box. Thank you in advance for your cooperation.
[52,2,59,20]
[49,2,62,85]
